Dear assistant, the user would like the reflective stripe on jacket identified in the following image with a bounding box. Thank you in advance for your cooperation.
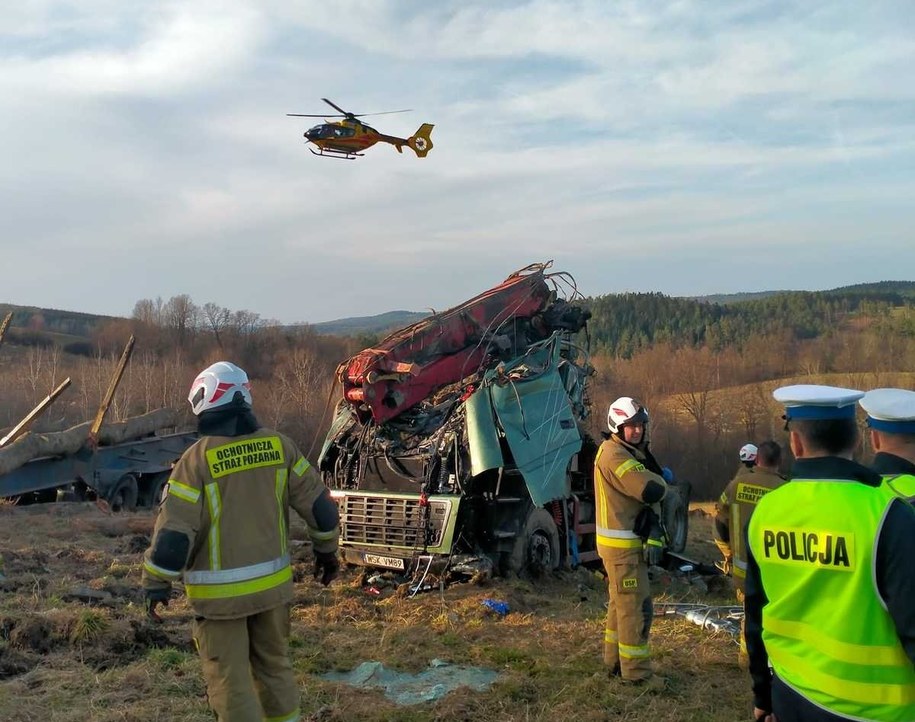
[748,479,915,721]
[884,473,915,503]
[142,428,338,619]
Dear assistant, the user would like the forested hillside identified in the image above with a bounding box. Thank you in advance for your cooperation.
[582,284,915,357]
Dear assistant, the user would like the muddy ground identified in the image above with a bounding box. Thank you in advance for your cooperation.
[0,502,751,722]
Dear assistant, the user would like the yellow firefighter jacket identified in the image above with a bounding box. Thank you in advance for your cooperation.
[714,466,786,588]
[594,436,668,560]
[142,428,339,619]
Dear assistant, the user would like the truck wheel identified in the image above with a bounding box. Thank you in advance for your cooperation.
[506,508,561,578]
[139,472,169,508]
[662,479,691,554]
[108,474,139,513]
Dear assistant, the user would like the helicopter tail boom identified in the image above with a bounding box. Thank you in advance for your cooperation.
[407,123,434,158]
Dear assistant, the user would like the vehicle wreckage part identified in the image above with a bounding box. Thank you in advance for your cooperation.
[337,263,554,424]
[655,603,743,638]
[481,341,582,507]
[661,479,691,554]
[504,507,561,577]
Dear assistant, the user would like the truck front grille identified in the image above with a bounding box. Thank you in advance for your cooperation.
[340,495,446,548]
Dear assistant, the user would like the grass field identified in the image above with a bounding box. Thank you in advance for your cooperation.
[0,503,751,722]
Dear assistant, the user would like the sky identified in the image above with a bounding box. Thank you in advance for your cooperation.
[2,1,914,324]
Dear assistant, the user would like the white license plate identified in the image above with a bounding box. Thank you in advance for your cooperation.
[363,553,406,570]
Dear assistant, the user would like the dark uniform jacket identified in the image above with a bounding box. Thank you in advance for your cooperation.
[744,457,915,718]
[873,452,915,502]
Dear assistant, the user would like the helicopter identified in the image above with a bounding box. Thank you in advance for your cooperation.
[287,98,434,160]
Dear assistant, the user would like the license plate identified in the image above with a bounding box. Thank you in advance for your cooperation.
[363,553,406,570]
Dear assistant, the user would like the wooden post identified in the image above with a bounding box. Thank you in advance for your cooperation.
[0,377,72,448]
[0,312,12,349]
[88,335,136,448]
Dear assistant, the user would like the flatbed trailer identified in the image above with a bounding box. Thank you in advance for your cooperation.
[0,431,197,510]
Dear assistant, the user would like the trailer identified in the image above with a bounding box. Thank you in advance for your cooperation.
[0,430,197,510]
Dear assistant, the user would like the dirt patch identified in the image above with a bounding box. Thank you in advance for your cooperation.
[0,645,39,679]
[117,535,151,554]
[7,616,57,655]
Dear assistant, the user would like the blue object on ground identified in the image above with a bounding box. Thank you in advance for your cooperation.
[321,659,498,705]
[481,599,510,616]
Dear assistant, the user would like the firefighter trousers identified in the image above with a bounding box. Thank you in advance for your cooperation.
[193,605,300,722]
[600,549,653,681]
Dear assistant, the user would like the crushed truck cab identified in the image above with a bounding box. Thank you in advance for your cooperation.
[319,262,602,577]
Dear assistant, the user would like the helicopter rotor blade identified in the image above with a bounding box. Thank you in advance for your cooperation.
[322,98,350,116]
[286,113,346,117]
[352,109,413,117]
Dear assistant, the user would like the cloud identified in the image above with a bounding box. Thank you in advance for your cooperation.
[0,0,912,323]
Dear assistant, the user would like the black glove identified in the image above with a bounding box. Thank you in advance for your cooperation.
[145,587,170,622]
[313,551,340,587]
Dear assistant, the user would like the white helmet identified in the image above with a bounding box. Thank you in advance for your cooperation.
[739,443,758,463]
[607,397,649,434]
[188,361,252,416]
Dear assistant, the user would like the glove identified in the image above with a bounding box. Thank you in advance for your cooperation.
[144,587,170,622]
[644,537,665,566]
[661,467,674,484]
[313,551,340,587]
[642,510,667,566]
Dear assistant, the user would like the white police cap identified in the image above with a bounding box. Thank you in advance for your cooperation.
[859,388,915,434]
[773,384,864,421]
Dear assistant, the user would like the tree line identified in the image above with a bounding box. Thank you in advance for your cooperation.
[3,287,914,501]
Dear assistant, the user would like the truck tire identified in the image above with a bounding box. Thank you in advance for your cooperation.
[108,474,139,513]
[505,508,561,578]
[139,471,169,508]
[662,480,691,554]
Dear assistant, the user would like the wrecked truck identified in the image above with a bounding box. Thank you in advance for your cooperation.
[318,262,687,577]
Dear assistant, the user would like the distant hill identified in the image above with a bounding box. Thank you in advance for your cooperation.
[311,310,429,337]
[0,303,112,352]
[691,290,787,304]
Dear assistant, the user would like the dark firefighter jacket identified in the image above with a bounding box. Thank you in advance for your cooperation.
[142,422,339,619]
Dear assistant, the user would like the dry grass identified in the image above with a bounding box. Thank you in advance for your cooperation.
[1,503,751,722]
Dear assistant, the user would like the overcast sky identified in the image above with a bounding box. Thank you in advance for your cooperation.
[2,1,913,324]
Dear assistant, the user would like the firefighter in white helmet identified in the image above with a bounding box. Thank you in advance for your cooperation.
[713,440,786,667]
[593,396,671,688]
[141,361,340,722]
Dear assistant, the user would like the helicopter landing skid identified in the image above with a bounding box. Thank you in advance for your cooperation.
[309,147,363,160]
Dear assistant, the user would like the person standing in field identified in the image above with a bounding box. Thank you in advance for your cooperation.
[593,396,671,689]
[745,384,915,722]
[860,388,915,503]
[713,440,786,666]
[141,361,341,722]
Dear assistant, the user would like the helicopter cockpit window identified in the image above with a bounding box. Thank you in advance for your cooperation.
[333,127,355,138]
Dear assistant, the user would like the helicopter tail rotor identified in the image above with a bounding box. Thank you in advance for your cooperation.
[407,123,435,158]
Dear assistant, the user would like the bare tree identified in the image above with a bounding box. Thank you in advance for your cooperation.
[202,302,232,349]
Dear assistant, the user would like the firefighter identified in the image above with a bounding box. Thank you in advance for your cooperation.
[141,362,340,722]
[594,396,671,688]
[745,385,915,722]
[713,440,785,666]
[860,388,915,502]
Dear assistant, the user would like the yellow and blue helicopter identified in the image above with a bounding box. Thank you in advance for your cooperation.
[287,98,434,160]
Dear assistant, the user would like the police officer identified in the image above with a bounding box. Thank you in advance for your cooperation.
[142,362,341,722]
[745,385,915,722]
[713,440,786,666]
[593,396,670,688]
[860,388,915,502]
